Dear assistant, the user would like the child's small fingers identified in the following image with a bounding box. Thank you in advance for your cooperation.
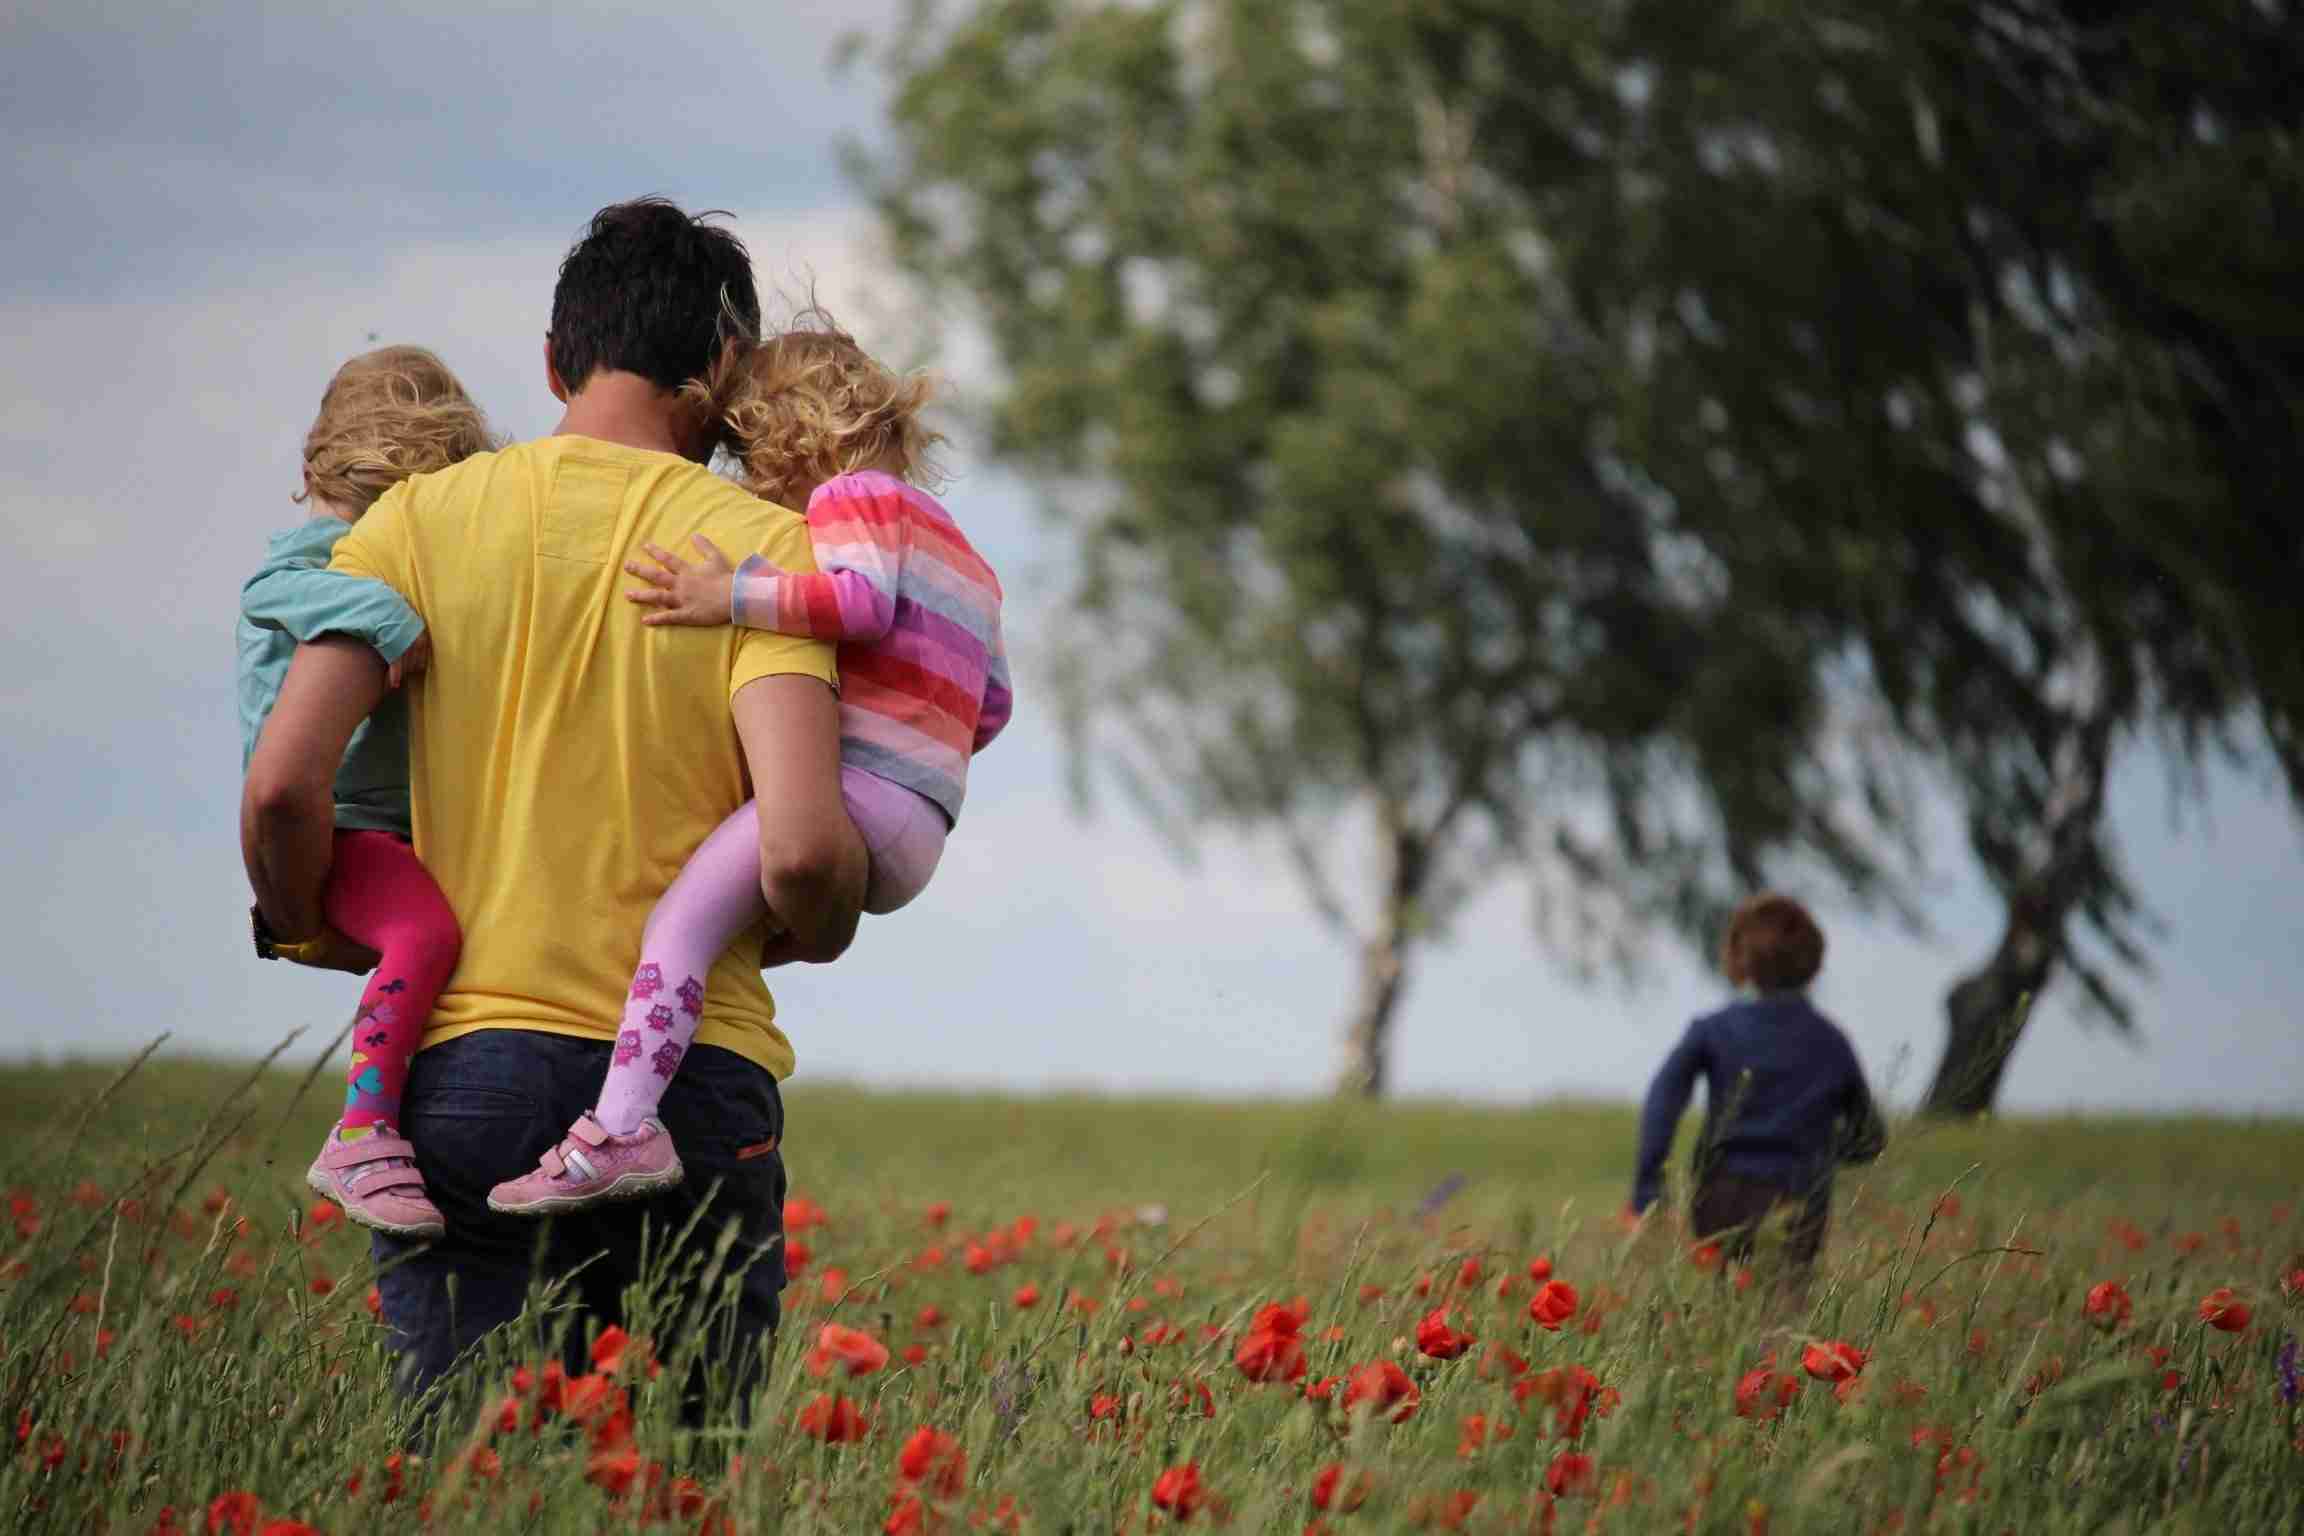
[639,541,685,572]
[690,533,730,567]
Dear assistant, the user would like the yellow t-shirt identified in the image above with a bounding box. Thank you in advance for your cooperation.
[330,435,835,1078]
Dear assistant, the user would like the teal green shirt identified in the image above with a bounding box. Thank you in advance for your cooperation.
[236,515,427,837]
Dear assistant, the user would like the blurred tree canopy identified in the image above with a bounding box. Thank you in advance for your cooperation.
[857,0,2303,1104]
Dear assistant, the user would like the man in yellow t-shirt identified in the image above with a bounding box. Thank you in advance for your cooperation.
[242,199,865,1413]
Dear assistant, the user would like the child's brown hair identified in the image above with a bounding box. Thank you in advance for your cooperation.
[689,307,943,508]
[297,345,494,516]
[1719,893,1826,992]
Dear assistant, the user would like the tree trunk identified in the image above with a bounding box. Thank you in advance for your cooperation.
[1336,923,1411,1099]
[1335,825,1427,1099]
[1922,698,2118,1117]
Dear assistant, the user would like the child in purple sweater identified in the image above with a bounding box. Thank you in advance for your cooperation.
[1630,894,1886,1275]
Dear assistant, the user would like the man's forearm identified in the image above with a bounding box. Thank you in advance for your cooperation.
[242,782,336,939]
[761,828,867,963]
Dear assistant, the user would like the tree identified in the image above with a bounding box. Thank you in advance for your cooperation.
[857,0,1891,1095]
[1525,0,2304,1112]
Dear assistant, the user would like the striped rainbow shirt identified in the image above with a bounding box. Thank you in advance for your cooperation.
[731,470,1011,823]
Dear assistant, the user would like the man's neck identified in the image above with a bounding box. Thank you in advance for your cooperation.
[554,371,697,459]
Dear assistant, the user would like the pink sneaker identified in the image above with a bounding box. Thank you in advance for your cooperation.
[307,1127,445,1240]
[487,1113,683,1216]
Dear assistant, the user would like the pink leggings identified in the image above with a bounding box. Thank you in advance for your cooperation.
[322,830,461,1129]
[591,769,945,1134]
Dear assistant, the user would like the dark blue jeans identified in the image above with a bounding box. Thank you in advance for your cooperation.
[372,1030,787,1420]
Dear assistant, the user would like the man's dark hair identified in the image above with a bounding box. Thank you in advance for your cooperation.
[549,197,760,394]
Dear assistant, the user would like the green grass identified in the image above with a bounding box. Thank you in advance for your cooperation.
[3,1052,2300,1533]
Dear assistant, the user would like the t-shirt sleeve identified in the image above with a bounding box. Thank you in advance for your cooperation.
[728,507,838,700]
[327,481,416,600]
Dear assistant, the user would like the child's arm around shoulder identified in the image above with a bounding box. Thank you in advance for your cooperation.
[627,472,906,643]
[243,517,425,666]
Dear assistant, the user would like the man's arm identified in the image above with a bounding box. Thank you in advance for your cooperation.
[242,637,388,944]
[732,674,866,964]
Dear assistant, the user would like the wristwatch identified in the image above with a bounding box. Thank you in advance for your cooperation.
[251,905,335,964]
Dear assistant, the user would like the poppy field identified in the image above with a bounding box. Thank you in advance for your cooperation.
[2,1054,2300,1534]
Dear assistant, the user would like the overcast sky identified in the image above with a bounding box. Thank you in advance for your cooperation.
[3,0,2298,1114]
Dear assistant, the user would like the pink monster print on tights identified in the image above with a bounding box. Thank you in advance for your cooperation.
[629,963,664,1000]
[650,1040,684,1079]
[613,1030,642,1068]
[676,975,705,1017]
[646,1004,674,1032]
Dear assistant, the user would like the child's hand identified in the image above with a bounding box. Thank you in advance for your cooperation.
[385,632,432,690]
[625,535,736,627]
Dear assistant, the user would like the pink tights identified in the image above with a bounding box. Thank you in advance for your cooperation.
[323,830,461,1130]
[592,771,947,1135]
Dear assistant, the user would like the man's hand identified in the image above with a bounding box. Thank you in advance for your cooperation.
[626,535,739,627]
[385,631,433,690]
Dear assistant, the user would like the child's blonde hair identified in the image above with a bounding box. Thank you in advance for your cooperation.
[689,307,943,508]
[297,345,494,516]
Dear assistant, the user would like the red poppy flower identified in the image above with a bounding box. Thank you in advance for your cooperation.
[585,1445,642,1497]
[1235,1303,1309,1384]
[1455,1258,1483,1289]
[1304,1375,1340,1402]
[1457,1413,1489,1456]
[1690,1242,1724,1272]
[917,1305,945,1329]
[797,1393,870,1442]
[1800,1340,1867,1382]
[1517,1364,1617,1440]
[2199,1287,2251,1332]
[305,1201,340,1231]
[1356,1284,1386,1305]
[1341,1360,1421,1423]
[807,1324,892,1378]
[1310,1463,1371,1513]
[884,1491,931,1535]
[785,1195,828,1231]
[896,1425,968,1499]
[1011,1283,1040,1309]
[1476,1343,1529,1381]
[1545,1452,1598,1497]
[1151,1462,1207,1521]
[902,1343,928,1366]
[205,1493,261,1536]
[2279,1267,2304,1300]
[924,1201,951,1228]
[1527,1256,1554,1283]
[2082,1281,2132,1331]
[1734,1368,1803,1420]
[364,1286,382,1320]
[1528,1280,1579,1332]
[1415,1307,1475,1361]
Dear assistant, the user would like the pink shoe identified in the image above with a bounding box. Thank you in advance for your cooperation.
[486,1113,683,1216]
[307,1127,445,1240]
